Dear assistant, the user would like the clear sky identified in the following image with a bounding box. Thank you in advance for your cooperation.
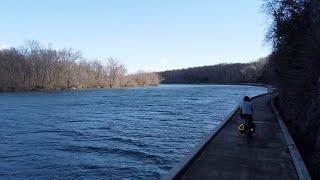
[0,0,271,73]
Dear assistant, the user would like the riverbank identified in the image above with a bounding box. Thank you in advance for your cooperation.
[0,83,270,93]
[0,42,161,93]
[0,84,160,93]
[161,83,273,91]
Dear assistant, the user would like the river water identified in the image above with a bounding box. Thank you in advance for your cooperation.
[0,85,267,179]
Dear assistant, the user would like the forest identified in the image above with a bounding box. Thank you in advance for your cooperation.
[0,41,160,92]
[264,0,320,179]
[160,57,272,84]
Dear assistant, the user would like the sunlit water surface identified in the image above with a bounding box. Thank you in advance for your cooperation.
[0,85,267,179]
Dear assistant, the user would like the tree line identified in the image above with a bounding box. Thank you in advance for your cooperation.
[159,57,271,84]
[264,0,320,178]
[0,41,160,92]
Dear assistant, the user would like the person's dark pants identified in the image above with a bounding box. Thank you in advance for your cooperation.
[241,114,252,121]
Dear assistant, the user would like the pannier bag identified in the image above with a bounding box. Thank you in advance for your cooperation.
[239,124,245,133]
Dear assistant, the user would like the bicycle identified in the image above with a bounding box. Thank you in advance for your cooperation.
[239,114,255,139]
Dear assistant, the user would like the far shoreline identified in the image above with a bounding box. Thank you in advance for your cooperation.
[161,82,272,89]
[0,84,159,93]
[0,83,272,93]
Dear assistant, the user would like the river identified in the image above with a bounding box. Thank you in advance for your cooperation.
[0,85,267,179]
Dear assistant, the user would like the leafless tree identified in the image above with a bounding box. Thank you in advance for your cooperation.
[264,0,320,178]
[0,41,160,92]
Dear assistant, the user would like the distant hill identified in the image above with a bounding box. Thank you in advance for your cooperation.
[159,57,273,84]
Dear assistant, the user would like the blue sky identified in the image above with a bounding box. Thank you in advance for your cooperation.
[0,0,271,73]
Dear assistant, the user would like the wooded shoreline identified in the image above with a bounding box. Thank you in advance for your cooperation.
[0,84,160,93]
[0,41,160,92]
[0,82,270,93]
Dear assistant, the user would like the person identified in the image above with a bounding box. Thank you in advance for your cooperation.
[240,96,255,134]
[240,96,253,121]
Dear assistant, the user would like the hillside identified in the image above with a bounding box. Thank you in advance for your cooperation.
[265,0,320,179]
[159,57,272,84]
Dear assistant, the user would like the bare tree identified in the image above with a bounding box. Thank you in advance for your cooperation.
[0,41,160,92]
[106,58,127,88]
[264,0,320,179]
